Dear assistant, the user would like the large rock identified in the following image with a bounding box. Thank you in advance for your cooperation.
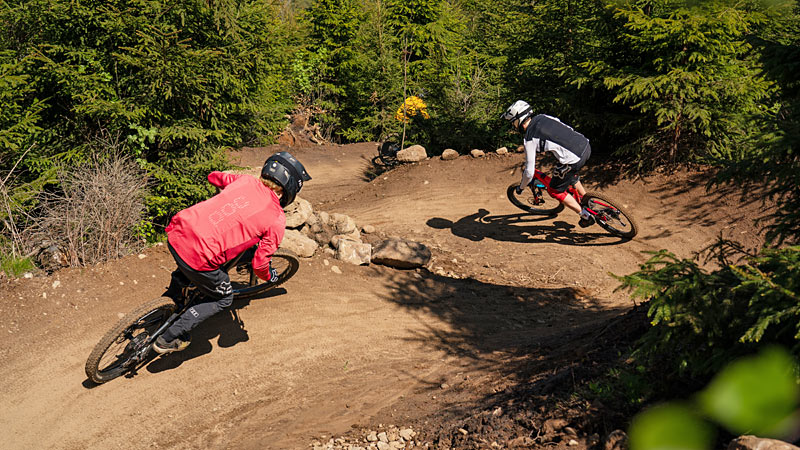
[330,213,358,235]
[280,229,318,258]
[284,196,313,229]
[304,212,335,246]
[336,239,372,265]
[441,149,459,161]
[372,238,431,269]
[396,145,427,162]
[36,241,69,272]
[729,436,800,450]
[604,430,628,450]
[470,149,485,158]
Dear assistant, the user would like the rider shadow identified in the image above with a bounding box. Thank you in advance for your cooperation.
[144,287,287,374]
[428,208,632,246]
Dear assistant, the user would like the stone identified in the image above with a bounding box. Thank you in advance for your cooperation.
[336,239,372,265]
[728,436,800,450]
[396,145,427,162]
[37,243,68,272]
[496,146,509,155]
[470,149,485,158]
[441,149,459,160]
[279,229,318,258]
[284,196,313,228]
[330,213,358,235]
[371,238,431,269]
[399,429,414,441]
[361,224,376,234]
[604,430,628,450]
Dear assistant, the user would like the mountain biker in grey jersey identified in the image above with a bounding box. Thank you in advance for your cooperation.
[501,100,595,227]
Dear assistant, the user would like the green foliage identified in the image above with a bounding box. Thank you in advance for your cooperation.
[629,402,714,450]
[574,0,775,167]
[0,252,35,277]
[615,244,800,378]
[699,347,799,437]
[587,364,654,408]
[629,347,799,450]
[0,0,299,238]
[713,4,800,244]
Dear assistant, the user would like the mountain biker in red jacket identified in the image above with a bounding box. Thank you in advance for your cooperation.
[501,100,595,228]
[153,151,311,354]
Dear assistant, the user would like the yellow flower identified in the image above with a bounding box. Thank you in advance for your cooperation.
[395,96,430,122]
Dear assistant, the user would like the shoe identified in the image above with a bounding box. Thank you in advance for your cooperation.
[152,335,190,354]
[578,215,595,228]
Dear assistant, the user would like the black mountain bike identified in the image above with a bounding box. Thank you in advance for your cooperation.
[85,247,299,384]
[373,141,401,168]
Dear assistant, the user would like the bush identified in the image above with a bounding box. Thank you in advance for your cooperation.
[30,153,147,267]
[616,243,800,379]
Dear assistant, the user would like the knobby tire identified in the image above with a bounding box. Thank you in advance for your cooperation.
[85,296,176,384]
[582,191,638,239]
[231,249,300,300]
[506,182,565,216]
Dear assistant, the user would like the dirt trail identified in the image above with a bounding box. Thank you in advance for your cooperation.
[0,142,767,449]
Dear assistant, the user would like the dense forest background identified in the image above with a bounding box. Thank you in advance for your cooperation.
[1,0,800,439]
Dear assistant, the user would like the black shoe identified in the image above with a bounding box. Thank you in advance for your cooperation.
[578,215,595,228]
[152,335,190,354]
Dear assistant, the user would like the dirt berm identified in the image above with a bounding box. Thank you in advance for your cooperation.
[0,142,768,449]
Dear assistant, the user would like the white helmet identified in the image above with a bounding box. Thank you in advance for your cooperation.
[500,100,533,133]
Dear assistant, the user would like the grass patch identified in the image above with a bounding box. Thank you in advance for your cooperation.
[1,254,35,277]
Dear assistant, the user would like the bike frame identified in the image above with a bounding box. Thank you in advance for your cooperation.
[528,169,583,204]
[529,169,623,220]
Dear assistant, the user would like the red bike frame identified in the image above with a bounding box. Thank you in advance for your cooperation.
[529,169,583,204]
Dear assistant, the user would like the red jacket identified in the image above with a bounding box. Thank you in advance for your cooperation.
[166,172,285,280]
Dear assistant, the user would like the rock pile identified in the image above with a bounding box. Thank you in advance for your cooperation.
[310,425,426,450]
[281,197,431,269]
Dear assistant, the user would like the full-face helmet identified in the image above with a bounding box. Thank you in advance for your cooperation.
[261,151,312,208]
[500,100,534,133]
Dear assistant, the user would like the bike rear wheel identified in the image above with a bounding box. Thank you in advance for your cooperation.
[85,297,175,384]
[582,191,638,239]
[507,182,565,216]
[229,249,300,300]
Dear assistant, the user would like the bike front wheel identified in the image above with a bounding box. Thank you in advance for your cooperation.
[507,183,565,216]
[582,191,638,239]
[85,297,175,384]
[230,249,300,300]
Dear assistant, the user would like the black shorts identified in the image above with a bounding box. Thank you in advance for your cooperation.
[550,144,591,193]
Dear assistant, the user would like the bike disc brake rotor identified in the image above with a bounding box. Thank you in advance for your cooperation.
[590,202,629,230]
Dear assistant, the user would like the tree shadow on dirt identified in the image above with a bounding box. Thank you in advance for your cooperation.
[427,208,632,246]
[636,172,773,248]
[374,267,641,434]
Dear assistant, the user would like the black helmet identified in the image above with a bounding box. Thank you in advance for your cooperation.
[261,151,312,208]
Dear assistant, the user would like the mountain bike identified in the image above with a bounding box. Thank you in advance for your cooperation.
[84,247,299,384]
[506,169,638,238]
[372,141,401,168]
